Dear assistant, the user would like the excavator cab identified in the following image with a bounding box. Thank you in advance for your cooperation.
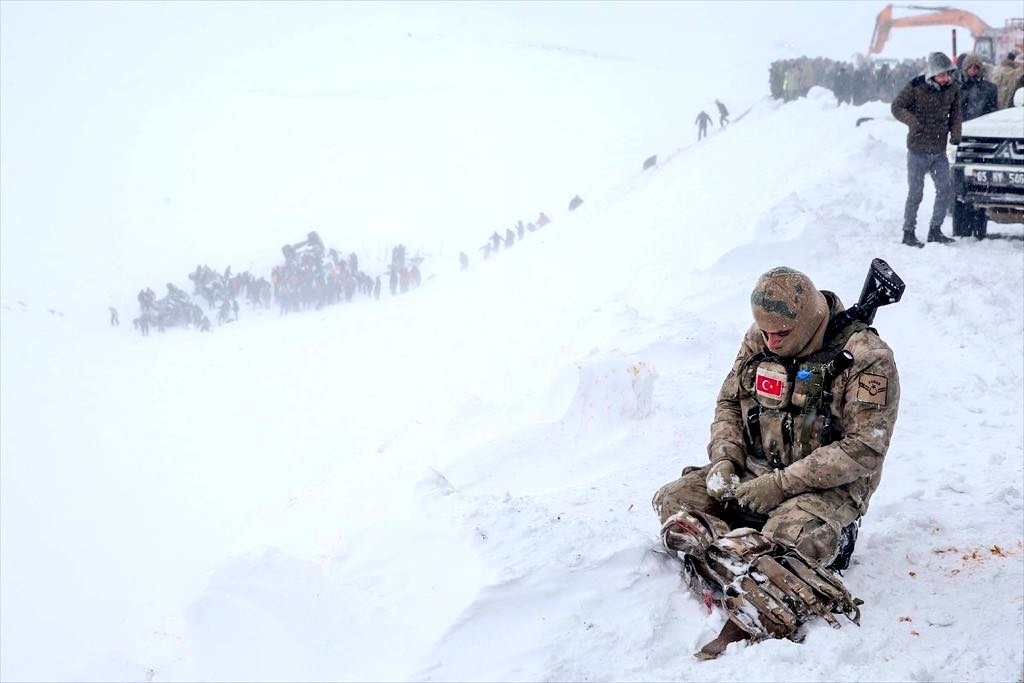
[974,37,995,64]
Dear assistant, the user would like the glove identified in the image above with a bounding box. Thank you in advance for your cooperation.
[706,461,740,501]
[735,470,788,515]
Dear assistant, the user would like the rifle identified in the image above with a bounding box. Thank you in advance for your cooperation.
[824,258,905,341]
[817,258,905,445]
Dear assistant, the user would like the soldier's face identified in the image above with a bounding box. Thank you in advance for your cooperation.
[761,328,793,354]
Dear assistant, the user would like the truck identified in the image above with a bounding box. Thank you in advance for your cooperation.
[949,89,1024,239]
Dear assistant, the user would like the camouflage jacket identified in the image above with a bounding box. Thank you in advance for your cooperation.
[992,59,1024,109]
[706,292,901,514]
[891,75,962,153]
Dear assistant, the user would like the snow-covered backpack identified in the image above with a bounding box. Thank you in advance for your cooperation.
[660,508,862,659]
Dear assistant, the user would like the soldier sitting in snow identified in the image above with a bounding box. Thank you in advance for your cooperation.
[653,266,901,658]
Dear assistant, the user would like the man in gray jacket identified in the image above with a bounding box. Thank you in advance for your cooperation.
[891,52,962,247]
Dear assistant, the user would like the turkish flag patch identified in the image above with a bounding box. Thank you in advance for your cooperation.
[756,372,784,397]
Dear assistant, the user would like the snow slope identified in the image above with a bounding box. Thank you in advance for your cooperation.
[2,3,1022,682]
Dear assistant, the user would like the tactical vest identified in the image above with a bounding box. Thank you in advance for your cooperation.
[739,322,869,470]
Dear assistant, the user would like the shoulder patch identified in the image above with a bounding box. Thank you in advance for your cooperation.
[857,373,888,406]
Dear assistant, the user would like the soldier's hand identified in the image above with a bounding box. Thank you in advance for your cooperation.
[706,461,740,501]
[735,471,787,515]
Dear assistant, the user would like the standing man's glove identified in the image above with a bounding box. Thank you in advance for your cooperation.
[706,461,740,501]
[735,470,788,514]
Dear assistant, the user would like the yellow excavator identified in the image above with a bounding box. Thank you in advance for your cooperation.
[868,4,1023,64]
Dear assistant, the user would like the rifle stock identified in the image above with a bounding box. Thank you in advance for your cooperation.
[825,259,905,339]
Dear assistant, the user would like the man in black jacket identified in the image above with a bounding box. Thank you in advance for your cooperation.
[959,53,998,121]
[891,52,962,247]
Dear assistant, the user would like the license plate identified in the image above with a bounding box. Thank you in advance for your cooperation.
[968,168,1024,185]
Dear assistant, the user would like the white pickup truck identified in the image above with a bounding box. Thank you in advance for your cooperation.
[949,89,1024,239]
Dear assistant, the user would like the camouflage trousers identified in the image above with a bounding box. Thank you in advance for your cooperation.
[652,463,862,566]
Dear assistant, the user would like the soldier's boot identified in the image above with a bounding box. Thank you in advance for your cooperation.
[927,226,955,244]
[694,619,749,661]
[828,521,859,572]
[902,230,925,248]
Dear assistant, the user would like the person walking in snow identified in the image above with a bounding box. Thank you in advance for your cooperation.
[833,65,852,106]
[108,307,119,326]
[715,99,730,127]
[653,266,900,658]
[218,299,232,325]
[695,110,713,140]
[138,287,155,312]
[891,52,961,247]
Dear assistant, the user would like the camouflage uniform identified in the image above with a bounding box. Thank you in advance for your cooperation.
[654,269,901,566]
[992,55,1024,110]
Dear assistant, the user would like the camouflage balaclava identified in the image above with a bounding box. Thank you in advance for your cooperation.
[750,267,829,358]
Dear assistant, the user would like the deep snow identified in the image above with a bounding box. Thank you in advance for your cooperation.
[2,2,1023,682]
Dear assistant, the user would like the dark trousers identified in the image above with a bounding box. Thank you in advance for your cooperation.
[903,150,952,233]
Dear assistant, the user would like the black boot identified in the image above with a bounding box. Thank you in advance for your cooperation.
[694,619,750,660]
[927,227,954,244]
[902,231,925,248]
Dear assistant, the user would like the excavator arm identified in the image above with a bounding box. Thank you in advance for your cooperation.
[869,4,992,56]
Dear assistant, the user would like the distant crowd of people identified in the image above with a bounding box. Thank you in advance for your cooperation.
[770,56,926,105]
[385,243,423,295]
[456,193,592,270]
[461,209,551,269]
[120,231,423,336]
[770,52,1024,110]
